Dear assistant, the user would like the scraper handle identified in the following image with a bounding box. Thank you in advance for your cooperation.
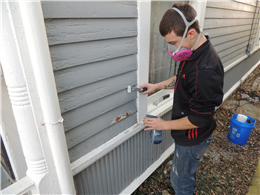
[142,87,147,92]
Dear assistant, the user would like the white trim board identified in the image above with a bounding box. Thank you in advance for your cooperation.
[0,176,35,195]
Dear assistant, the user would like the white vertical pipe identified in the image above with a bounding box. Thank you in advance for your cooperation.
[189,0,207,31]
[18,1,75,194]
[253,18,260,48]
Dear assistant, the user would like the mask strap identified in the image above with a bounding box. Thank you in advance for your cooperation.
[191,31,202,51]
[171,7,197,55]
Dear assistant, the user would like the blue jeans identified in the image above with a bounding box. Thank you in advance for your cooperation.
[170,135,213,195]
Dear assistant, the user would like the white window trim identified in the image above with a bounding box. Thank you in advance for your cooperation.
[136,0,150,123]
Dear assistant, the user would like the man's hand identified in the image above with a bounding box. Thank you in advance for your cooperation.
[143,117,166,131]
[140,83,158,95]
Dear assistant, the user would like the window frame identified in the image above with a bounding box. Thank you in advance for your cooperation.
[140,0,207,117]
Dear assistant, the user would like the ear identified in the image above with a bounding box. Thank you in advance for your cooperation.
[187,29,196,39]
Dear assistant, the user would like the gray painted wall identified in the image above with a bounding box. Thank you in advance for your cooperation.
[204,0,258,67]
[42,1,138,162]
[203,0,260,93]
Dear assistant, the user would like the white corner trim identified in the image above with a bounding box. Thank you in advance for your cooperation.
[137,0,151,123]
[223,59,260,102]
[120,142,175,195]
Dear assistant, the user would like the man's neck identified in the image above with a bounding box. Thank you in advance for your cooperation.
[193,33,207,51]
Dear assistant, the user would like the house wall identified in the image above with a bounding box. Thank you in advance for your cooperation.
[41,1,139,162]
[204,0,258,67]
[40,1,260,195]
[203,0,260,94]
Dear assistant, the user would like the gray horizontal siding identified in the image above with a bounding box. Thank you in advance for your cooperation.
[68,108,137,162]
[204,0,258,68]
[215,36,248,54]
[41,1,138,18]
[58,70,137,114]
[206,7,254,18]
[206,24,252,38]
[204,18,252,29]
[50,37,137,71]
[207,1,256,11]
[55,54,137,94]
[210,30,250,46]
[73,111,174,194]
[63,89,137,132]
[45,18,137,46]
[42,1,138,162]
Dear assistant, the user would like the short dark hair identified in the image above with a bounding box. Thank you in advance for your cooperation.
[159,3,200,37]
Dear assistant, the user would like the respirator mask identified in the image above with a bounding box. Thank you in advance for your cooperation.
[167,7,202,61]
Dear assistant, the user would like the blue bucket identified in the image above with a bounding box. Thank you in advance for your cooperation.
[228,114,255,145]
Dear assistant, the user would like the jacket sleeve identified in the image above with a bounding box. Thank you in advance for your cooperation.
[187,68,224,128]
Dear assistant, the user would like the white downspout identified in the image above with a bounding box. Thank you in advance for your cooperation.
[18,1,76,194]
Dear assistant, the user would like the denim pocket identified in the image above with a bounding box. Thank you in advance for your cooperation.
[190,135,212,161]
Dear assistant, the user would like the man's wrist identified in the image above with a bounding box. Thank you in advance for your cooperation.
[164,120,175,130]
[154,83,161,90]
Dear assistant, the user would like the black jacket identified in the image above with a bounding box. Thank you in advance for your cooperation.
[171,36,224,146]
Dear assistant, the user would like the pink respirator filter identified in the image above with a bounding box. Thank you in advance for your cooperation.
[168,49,193,61]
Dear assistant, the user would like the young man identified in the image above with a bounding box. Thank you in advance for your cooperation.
[141,3,224,195]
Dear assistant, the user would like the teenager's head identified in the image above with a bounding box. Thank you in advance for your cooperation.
[159,3,200,38]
